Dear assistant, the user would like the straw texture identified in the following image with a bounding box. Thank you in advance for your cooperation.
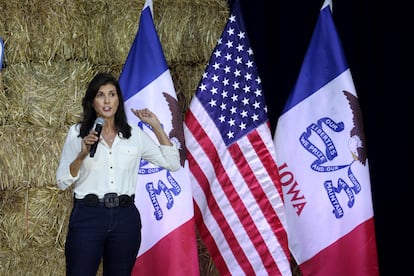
[0,0,229,274]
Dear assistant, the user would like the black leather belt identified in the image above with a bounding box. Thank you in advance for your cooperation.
[75,193,135,208]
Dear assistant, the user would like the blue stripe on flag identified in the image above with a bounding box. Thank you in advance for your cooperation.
[0,37,4,71]
[282,6,348,114]
[119,6,168,102]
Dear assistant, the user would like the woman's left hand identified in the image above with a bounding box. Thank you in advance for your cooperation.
[131,107,173,146]
[131,108,161,127]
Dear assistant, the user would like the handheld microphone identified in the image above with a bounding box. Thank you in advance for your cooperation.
[90,117,104,158]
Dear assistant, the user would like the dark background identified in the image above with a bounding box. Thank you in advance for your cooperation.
[237,0,410,275]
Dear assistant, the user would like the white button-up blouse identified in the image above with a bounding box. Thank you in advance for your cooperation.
[56,123,180,199]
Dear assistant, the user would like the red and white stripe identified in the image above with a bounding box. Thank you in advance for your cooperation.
[184,97,291,276]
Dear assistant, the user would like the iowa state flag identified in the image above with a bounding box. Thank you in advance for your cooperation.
[119,0,199,275]
[273,1,379,275]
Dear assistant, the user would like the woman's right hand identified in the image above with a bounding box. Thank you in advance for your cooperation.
[81,131,100,156]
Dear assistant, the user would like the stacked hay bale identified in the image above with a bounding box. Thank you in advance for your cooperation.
[0,0,227,274]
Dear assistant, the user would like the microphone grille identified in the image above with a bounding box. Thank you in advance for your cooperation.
[95,117,105,125]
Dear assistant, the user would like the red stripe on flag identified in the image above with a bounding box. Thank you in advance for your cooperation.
[193,201,231,275]
[227,139,284,275]
[132,219,200,276]
[248,128,284,200]
[187,109,286,275]
[246,130,290,258]
[186,110,256,274]
[299,218,378,276]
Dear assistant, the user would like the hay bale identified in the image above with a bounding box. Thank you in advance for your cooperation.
[0,124,67,190]
[0,0,228,120]
[0,62,122,127]
[0,72,9,125]
[0,2,31,66]
[156,0,228,64]
[0,0,142,65]
[0,186,72,275]
[1,62,88,127]
[170,62,209,114]
[0,0,227,67]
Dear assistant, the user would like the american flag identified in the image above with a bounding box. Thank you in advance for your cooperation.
[184,0,292,275]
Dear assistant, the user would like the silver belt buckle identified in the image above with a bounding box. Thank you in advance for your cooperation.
[104,193,119,208]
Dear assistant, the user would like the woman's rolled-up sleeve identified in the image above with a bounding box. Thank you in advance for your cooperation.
[56,125,81,190]
[137,127,181,172]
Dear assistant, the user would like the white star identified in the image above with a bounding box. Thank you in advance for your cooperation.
[243,85,251,93]
[235,56,243,64]
[199,83,207,91]
[213,49,221,58]
[226,40,234,48]
[209,99,217,107]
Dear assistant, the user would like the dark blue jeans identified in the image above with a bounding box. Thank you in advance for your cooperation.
[65,202,141,276]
